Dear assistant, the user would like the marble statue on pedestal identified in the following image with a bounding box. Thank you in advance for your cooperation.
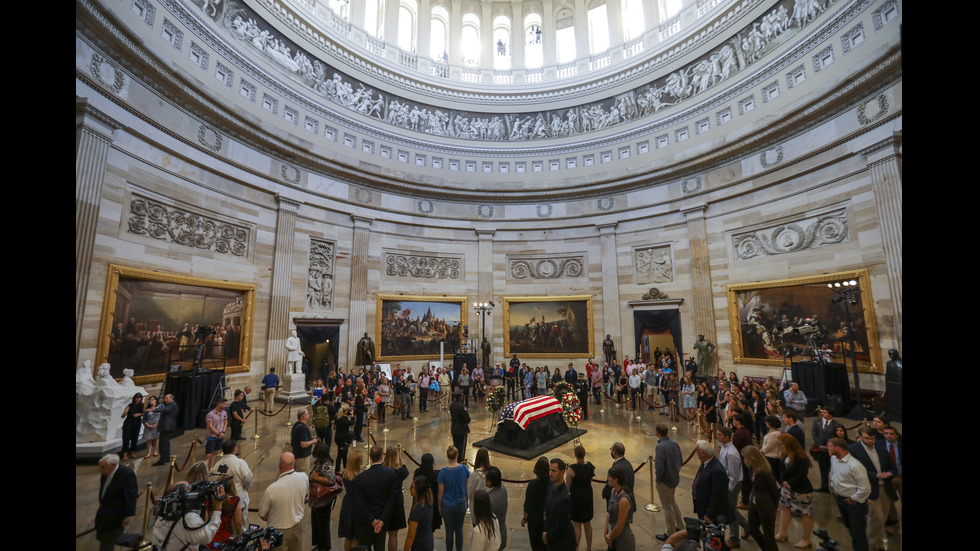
[76,361,148,444]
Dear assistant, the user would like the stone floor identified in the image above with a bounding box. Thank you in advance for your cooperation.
[76,396,903,550]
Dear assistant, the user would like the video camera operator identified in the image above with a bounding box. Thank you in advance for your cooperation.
[150,476,228,550]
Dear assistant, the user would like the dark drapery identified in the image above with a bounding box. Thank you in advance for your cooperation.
[632,309,683,358]
[296,325,340,374]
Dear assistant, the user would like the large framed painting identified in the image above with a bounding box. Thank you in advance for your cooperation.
[503,295,594,358]
[96,264,256,383]
[726,269,882,372]
[376,295,466,361]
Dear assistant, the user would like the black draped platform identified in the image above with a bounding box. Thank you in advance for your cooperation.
[163,369,225,430]
[473,411,586,460]
[791,361,851,414]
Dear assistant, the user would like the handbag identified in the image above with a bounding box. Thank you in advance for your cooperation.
[430,380,441,392]
[310,475,344,506]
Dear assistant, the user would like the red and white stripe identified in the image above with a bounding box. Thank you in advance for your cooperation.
[512,396,563,429]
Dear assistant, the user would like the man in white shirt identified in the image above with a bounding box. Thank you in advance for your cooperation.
[716,427,749,548]
[828,437,871,551]
[258,452,309,551]
[211,439,253,523]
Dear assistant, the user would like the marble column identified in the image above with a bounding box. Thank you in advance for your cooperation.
[605,0,625,52]
[866,135,902,355]
[349,0,365,31]
[385,0,400,47]
[510,0,524,71]
[573,0,588,58]
[450,0,463,65]
[76,99,117,367]
[683,206,717,365]
[267,195,300,374]
[477,230,495,354]
[481,0,493,70]
[596,223,622,358]
[417,0,431,58]
[542,0,556,66]
[347,215,374,368]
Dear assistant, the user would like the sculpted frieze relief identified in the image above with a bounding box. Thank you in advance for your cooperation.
[508,255,586,280]
[384,252,462,280]
[307,238,335,309]
[127,194,250,256]
[634,246,674,285]
[191,0,839,144]
[732,209,849,260]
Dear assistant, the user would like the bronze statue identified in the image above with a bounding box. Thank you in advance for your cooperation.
[602,334,616,366]
[355,332,375,366]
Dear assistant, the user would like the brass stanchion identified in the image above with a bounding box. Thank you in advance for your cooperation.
[645,454,661,512]
[670,402,678,432]
[285,399,293,427]
[382,403,390,433]
[137,481,154,550]
[251,409,261,440]
[364,415,371,449]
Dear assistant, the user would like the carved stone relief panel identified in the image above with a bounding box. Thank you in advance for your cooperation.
[383,251,462,279]
[508,255,586,280]
[732,208,849,260]
[633,245,674,285]
[127,193,250,256]
[307,238,335,309]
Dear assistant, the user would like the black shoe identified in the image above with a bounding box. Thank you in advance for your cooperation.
[655,533,669,542]
[152,460,168,466]
[815,487,829,493]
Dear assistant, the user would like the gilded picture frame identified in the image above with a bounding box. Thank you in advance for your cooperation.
[96,264,256,384]
[726,269,882,373]
[376,294,467,361]
[503,295,594,358]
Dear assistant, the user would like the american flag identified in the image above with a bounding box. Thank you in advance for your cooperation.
[498,396,563,430]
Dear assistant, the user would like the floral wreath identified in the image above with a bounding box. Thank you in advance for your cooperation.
[561,391,582,426]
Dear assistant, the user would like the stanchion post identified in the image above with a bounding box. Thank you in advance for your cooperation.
[383,403,390,433]
[285,400,293,427]
[364,415,371,449]
[250,410,260,439]
[645,454,661,512]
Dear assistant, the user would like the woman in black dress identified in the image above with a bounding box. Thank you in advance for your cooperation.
[338,449,364,551]
[120,393,144,460]
[522,456,550,551]
[741,446,780,551]
[565,445,595,551]
[698,383,716,432]
[334,403,354,471]
[310,442,337,551]
[413,453,442,535]
[383,446,410,551]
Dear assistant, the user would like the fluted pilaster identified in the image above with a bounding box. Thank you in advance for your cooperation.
[597,223,621,357]
[76,99,117,367]
[347,215,374,368]
[477,229,495,353]
[267,195,300,373]
[867,137,902,355]
[684,206,717,364]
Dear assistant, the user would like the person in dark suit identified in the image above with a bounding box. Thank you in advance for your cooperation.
[849,427,898,551]
[601,442,636,513]
[878,425,902,530]
[153,394,179,466]
[692,440,729,525]
[811,407,842,492]
[353,445,399,551]
[543,459,574,551]
[95,454,138,551]
[782,410,805,450]
[449,390,470,453]
[522,457,550,551]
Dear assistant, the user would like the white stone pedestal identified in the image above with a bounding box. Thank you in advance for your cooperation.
[280,372,308,402]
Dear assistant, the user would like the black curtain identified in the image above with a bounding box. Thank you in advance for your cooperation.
[296,325,340,374]
[632,309,683,358]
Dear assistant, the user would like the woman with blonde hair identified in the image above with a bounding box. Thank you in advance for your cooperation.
[774,433,815,548]
[467,447,491,524]
[741,446,779,551]
[338,449,364,551]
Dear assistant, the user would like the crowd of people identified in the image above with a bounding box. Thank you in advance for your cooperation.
[97,350,901,551]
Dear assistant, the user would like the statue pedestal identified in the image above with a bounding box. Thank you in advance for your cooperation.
[280,373,308,402]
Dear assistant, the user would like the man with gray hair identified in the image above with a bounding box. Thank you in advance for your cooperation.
[783,382,808,414]
[691,440,728,524]
[211,439,253,523]
[717,426,750,547]
[601,442,636,513]
[95,454,137,551]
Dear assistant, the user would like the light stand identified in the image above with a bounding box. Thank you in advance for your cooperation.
[828,279,873,420]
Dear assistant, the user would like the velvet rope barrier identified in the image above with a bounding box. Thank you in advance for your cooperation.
[590,459,648,483]
[255,399,292,417]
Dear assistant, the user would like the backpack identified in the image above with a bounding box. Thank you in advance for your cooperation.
[312,403,330,429]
